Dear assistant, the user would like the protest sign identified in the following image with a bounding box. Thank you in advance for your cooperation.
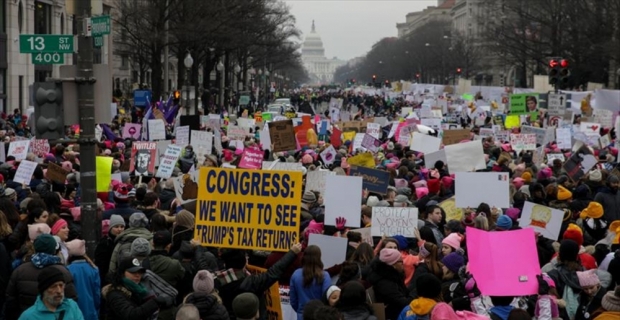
[467,227,539,296]
[599,133,611,149]
[444,140,485,173]
[173,171,199,205]
[580,122,601,137]
[268,120,296,152]
[306,170,335,195]
[347,152,375,168]
[349,165,390,195]
[361,133,380,153]
[155,145,183,179]
[29,139,50,157]
[352,133,366,152]
[246,265,283,320]
[195,168,303,251]
[175,126,190,147]
[96,156,113,192]
[47,162,69,184]
[424,150,448,173]
[371,207,418,237]
[320,145,337,165]
[8,140,30,161]
[130,142,157,176]
[438,197,464,221]
[519,201,564,240]
[366,122,381,139]
[227,125,248,141]
[190,130,213,165]
[442,129,470,145]
[324,175,362,228]
[410,133,441,154]
[262,161,303,172]
[154,140,170,167]
[455,172,510,208]
[546,153,565,163]
[348,228,374,246]
[563,146,597,181]
[123,123,142,139]
[13,160,37,185]
[238,146,264,170]
[307,233,348,269]
[148,119,166,140]
[556,128,572,149]
[509,134,536,152]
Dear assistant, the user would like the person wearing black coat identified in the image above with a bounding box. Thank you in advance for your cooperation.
[184,292,229,320]
[367,249,411,320]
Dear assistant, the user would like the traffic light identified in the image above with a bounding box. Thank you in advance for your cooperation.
[548,58,561,87]
[33,82,64,139]
[415,73,421,80]
[456,68,462,75]
[499,74,505,87]
[559,59,570,89]
[351,79,356,84]
[173,90,181,104]
[372,74,376,82]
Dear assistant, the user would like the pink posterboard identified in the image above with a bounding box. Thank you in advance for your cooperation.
[238,147,263,169]
[466,227,540,296]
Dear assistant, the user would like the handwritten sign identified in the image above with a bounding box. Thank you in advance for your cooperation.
[510,134,536,151]
[438,197,464,222]
[442,129,470,145]
[175,126,190,147]
[155,145,183,179]
[8,140,30,161]
[349,165,390,195]
[305,170,336,195]
[47,162,69,184]
[371,207,418,237]
[268,120,296,152]
[14,160,37,185]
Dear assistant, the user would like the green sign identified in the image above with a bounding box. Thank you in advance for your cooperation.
[91,15,111,36]
[31,52,64,64]
[239,95,250,105]
[19,34,74,53]
[510,93,540,121]
[94,36,104,48]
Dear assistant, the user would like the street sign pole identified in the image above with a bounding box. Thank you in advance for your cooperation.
[76,0,99,257]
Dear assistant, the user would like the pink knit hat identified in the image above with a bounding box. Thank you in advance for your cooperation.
[413,180,427,188]
[28,223,51,241]
[513,177,525,189]
[430,303,459,320]
[577,270,600,287]
[441,176,454,190]
[66,239,85,257]
[442,233,461,251]
[505,208,521,221]
[416,187,429,199]
[379,248,401,266]
[51,219,68,235]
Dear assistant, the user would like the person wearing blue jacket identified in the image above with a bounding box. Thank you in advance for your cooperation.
[290,245,331,320]
[19,266,84,320]
[66,239,101,319]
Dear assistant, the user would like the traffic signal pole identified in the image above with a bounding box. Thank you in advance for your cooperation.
[76,0,99,257]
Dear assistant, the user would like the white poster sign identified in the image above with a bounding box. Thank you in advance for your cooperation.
[444,140,486,173]
[519,201,564,240]
[7,140,30,161]
[455,172,510,208]
[14,160,37,185]
[308,234,348,269]
[148,119,166,140]
[306,170,336,195]
[410,133,442,154]
[175,126,190,147]
[155,145,183,179]
[324,175,362,228]
[371,207,418,237]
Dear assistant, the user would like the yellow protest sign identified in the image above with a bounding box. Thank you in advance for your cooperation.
[504,115,520,129]
[439,197,464,222]
[195,168,303,251]
[96,156,113,192]
[246,265,283,320]
[342,131,356,143]
[347,152,375,168]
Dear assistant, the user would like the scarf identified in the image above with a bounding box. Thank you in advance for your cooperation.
[215,268,250,286]
[122,278,149,300]
[31,253,62,269]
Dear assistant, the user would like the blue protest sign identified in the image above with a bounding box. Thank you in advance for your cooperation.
[349,165,390,195]
[134,90,152,107]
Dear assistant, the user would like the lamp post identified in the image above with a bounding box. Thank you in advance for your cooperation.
[184,52,194,114]
[216,60,224,113]
[265,69,270,102]
[234,63,241,93]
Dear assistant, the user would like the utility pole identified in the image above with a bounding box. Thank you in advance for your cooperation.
[76,0,98,257]
[163,0,169,94]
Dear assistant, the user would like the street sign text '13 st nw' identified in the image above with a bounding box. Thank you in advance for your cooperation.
[19,35,74,53]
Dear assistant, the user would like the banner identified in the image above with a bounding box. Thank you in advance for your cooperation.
[246,265,283,320]
[349,165,390,195]
[195,168,303,251]
[130,142,157,176]
[371,207,418,237]
[155,145,183,179]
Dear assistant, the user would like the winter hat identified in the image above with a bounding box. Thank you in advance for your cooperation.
[232,292,260,320]
[427,178,441,194]
[379,248,401,266]
[129,212,148,228]
[557,186,572,201]
[505,208,521,222]
[37,266,66,294]
[580,201,604,219]
[537,167,552,180]
[326,285,341,300]
[302,190,317,204]
[192,270,215,294]
[34,234,59,255]
[559,239,580,262]
[416,187,429,199]
[513,177,525,190]
[521,172,532,183]
[65,239,85,257]
[130,237,152,257]
[441,252,465,274]
[577,270,600,287]
[496,215,513,230]
[416,273,442,299]
[51,219,68,235]
[442,233,461,251]
[301,154,313,164]
[366,196,380,207]
[113,183,131,202]
[175,210,195,230]
[109,214,126,229]
[28,223,51,241]
[563,224,584,247]
[589,169,603,182]
[441,176,454,190]
[153,230,172,247]
[430,303,461,320]
[601,286,620,312]
[392,235,409,251]
[61,161,73,172]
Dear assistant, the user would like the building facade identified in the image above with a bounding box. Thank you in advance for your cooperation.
[301,21,345,85]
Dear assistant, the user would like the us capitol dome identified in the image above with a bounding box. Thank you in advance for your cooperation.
[301,21,345,85]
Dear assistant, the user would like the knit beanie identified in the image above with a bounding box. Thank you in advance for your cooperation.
[589,169,603,182]
[392,235,409,251]
[109,214,125,229]
[28,223,51,241]
[37,266,65,294]
[416,273,442,299]
[442,233,461,251]
[129,212,148,228]
[559,239,579,262]
[512,177,525,190]
[496,215,513,230]
[193,270,215,294]
[427,178,441,194]
[430,303,460,320]
[65,239,85,257]
[326,285,341,300]
[522,172,532,183]
[302,190,316,204]
[34,234,59,255]
[576,270,600,287]
[601,286,620,312]
[441,252,465,274]
[505,208,521,222]
[557,186,572,201]
[379,248,401,266]
[563,224,584,247]
[175,210,195,230]
[130,237,151,257]
[580,202,604,220]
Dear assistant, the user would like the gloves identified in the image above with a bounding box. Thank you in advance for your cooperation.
[336,217,346,230]
[154,294,169,307]
[465,275,481,298]
[537,274,550,295]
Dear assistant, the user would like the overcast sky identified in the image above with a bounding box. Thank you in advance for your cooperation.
[284,0,437,61]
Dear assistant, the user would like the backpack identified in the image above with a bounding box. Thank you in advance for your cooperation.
[142,269,178,308]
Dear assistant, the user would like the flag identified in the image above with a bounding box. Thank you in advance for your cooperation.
[142,95,153,141]
[164,104,179,124]
[101,124,118,141]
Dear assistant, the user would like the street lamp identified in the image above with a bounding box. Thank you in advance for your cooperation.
[216,60,224,112]
[184,52,194,114]
[233,64,241,91]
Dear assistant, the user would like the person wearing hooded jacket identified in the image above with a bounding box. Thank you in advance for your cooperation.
[184,270,229,320]
[368,248,411,320]
[547,239,584,320]
[336,281,378,320]
[397,274,442,320]
[108,212,154,277]
[594,175,620,222]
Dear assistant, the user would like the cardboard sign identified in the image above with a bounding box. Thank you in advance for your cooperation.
[246,265,283,320]
[195,168,302,251]
[47,162,69,184]
[268,120,296,152]
[442,129,470,145]
[349,165,390,195]
[371,207,418,237]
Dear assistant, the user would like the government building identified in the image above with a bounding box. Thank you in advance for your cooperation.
[300,21,345,85]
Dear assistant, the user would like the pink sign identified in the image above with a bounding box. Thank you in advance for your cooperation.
[466,227,540,296]
[29,139,50,157]
[238,147,264,169]
[123,123,142,139]
[361,133,380,153]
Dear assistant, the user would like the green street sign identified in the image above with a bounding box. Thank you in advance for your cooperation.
[19,34,74,53]
[91,15,111,36]
[94,36,104,48]
[31,52,65,64]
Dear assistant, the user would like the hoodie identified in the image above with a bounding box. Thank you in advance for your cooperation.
[397,297,437,320]
[594,187,620,222]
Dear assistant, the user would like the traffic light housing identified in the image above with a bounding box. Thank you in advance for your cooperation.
[456,68,462,75]
[33,82,64,139]
[548,58,561,87]
[559,59,570,89]
[372,74,376,82]
[173,90,181,104]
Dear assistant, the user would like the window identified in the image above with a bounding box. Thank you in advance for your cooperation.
[121,55,128,68]
[18,1,23,32]
[34,1,52,34]
[18,76,23,111]
[60,13,64,34]
[0,0,5,32]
